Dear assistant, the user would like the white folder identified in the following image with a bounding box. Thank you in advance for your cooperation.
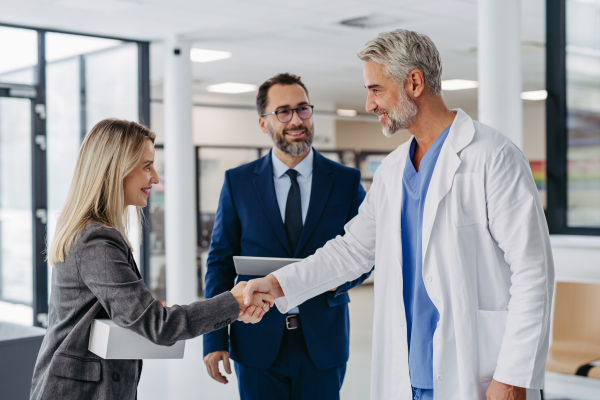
[88,319,185,359]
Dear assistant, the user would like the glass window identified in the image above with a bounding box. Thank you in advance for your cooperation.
[45,33,122,62]
[0,26,37,85]
[0,98,33,313]
[46,57,81,273]
[46,33,141,276]
[85,42,139,127]
[199,148,260,217]
[566,0,600,227]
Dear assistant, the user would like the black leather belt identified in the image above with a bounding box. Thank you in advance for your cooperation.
[285,315,300,330]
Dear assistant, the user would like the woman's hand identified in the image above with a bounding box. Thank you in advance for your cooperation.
[231,281,274,324]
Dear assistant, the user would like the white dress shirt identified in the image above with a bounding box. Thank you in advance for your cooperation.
[272,148,313,225]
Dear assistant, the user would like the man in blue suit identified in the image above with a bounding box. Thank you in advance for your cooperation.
[202,73,372,400]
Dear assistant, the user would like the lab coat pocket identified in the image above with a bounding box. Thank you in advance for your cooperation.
[477,310,508,382]
[451,173,486,227]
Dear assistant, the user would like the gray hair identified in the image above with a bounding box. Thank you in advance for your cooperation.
[357,29,442,96]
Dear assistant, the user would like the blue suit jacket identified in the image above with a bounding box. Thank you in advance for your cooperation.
[203,149,372,370]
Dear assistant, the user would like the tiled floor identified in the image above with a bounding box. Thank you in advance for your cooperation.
[137,284,374,400]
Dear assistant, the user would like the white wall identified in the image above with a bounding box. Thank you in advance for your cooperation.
[550,236,600,284]
[151,103,335,149]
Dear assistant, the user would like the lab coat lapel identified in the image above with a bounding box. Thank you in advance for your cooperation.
[294,150,333,257]
[382,138,413,263]
[421,109,475,265]
[253,152,293,256]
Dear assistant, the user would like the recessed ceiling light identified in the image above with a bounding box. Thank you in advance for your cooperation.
[441,79,479,91]
[336,109,358,117]
[521,90,547,101]
[190,48,232,63]
[206,82,258,94]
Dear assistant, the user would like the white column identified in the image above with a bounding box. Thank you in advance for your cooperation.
[477,0,523,149]
[163,36,197,306]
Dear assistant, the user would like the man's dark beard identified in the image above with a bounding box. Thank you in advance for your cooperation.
[267,123,314,156]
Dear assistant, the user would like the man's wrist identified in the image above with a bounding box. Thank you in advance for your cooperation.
[267,273,285,298]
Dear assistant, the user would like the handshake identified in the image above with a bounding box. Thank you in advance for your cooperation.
[229,274,284,324]
[205,275,284,384]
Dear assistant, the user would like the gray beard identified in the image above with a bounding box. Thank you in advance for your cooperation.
[267,123,314,156]
[380,88,418,138]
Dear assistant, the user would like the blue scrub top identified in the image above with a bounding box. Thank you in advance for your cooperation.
[401,124,451,389]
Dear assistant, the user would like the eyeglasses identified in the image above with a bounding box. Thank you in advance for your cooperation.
[261,105,314,123]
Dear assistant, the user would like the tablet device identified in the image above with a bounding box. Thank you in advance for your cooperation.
[233,256,303,276]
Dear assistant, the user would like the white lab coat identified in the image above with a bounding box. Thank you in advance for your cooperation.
[272,109,554,400]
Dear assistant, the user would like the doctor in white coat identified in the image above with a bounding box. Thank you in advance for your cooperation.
[243,29,554,400]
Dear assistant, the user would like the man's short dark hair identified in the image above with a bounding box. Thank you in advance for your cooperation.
[256,73,309,116]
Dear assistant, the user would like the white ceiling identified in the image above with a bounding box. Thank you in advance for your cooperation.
[0,0,546,113]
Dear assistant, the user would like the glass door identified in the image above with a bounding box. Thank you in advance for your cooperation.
[0,97,34,325]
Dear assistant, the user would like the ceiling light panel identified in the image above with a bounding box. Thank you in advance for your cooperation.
[190,48,232,63]
[441,79,479,91]
[521,90,548,100]
[206,82,258,94]
[336,109,358,117]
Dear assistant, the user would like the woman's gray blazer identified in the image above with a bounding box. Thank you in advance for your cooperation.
[30,223,239,400]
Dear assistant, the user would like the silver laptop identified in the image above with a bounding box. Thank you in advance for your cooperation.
[233,256,303,276]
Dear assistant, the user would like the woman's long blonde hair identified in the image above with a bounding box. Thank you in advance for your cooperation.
[49,118,156,266]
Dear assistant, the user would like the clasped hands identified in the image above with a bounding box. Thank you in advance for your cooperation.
[230,281,275,324]
[232,273,339,324]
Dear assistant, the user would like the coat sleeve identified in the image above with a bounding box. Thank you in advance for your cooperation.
[332,170,374,296]
[273,168,379,313]
[203,170,241,356]
[485,144,554,389]
[78,226,240,347]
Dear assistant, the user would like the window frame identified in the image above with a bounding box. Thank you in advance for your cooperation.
[546,0,600,236]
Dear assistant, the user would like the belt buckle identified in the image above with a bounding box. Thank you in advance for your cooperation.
[286,315,298,330]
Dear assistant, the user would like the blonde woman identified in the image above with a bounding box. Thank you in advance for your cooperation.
[30,119,272,400]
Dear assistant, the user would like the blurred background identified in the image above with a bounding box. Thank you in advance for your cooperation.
[0,0,598,399]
